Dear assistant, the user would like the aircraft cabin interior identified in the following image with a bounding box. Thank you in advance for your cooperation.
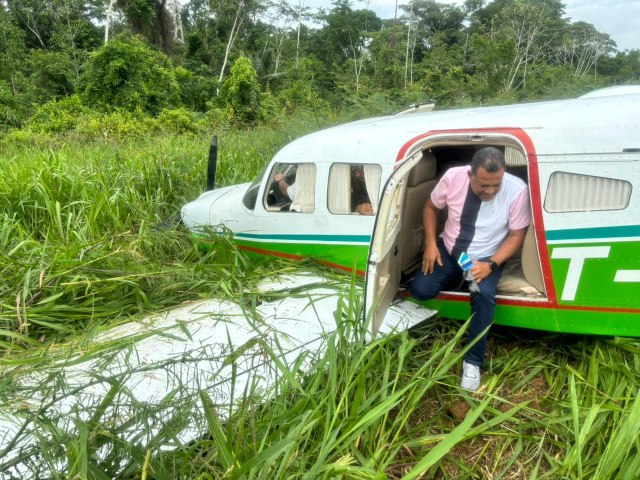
[397,144,546,300]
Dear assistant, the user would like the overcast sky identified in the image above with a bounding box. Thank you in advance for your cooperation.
[304,0,640,52]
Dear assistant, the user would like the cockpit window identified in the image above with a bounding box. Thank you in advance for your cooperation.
[264,163,316,213]
[242,165,268,210]
[328,163,381,215]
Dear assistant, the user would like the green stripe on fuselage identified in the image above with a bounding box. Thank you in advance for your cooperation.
[193,226,639,336]
[236,238,370,272]
[548,239,639,309]
[547,225,640,242]
[192,232,370,272]
[234,232,372,244]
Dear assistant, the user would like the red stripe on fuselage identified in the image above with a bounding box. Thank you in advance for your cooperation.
[430,292,640,314]
[238,245,366,276]
[321,260,366,276]
[239,244,304,261]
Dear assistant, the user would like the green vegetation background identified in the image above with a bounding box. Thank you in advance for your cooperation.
[2,0,640,477]
[1,0,639,135]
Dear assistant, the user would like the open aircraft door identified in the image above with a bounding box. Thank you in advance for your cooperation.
[365,151,433,336]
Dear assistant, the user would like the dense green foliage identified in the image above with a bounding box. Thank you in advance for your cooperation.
[81,33,180,114]
[0,0,638,132]
[218,56,273,123]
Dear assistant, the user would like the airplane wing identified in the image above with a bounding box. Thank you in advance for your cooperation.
[0,272,436,477]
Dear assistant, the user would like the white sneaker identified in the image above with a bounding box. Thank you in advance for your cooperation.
[461,361,481,391]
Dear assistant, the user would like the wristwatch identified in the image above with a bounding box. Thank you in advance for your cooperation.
[488,260,498,271]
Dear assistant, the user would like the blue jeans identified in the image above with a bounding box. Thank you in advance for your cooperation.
[409,239,504,367]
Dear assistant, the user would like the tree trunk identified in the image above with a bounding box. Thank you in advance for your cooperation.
[105,0,117,44]
[170,0,184,43]
[218,0,244,95]
[295,0,304,67]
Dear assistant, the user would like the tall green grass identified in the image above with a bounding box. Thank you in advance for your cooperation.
[164,322,640,479]
[2,114,640,478]
[5,297,640,479]
[0,116,331,348]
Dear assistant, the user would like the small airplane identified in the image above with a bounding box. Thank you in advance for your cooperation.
[182,85,640,338]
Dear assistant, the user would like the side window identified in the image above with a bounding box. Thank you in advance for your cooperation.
[544,171,632,213]
[328,163,381,215]
[264,162,316,213]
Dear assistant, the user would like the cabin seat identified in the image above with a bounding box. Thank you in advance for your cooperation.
[400,152,438,273]
[521,224,545,293]
[496,224,545,297]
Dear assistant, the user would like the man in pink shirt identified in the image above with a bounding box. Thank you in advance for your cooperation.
[409,147,531,391]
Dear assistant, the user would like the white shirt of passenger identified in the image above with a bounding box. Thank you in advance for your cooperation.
[431,166,531,260]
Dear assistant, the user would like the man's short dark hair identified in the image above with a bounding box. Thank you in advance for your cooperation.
[471,147,506,175]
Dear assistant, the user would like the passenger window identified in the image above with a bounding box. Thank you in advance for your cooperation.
[544,171,632,213]
[328,163,381,215]
[264,162,316,213]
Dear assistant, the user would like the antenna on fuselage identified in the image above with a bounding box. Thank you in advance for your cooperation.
[207,134,218,191]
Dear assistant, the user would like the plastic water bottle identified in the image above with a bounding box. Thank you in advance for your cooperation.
[457,252,480,293]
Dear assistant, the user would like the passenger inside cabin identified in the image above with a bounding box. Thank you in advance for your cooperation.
[350,165,373,215]
[276,164,375,215]
[274,172,297,200]
[270,163,316,213]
